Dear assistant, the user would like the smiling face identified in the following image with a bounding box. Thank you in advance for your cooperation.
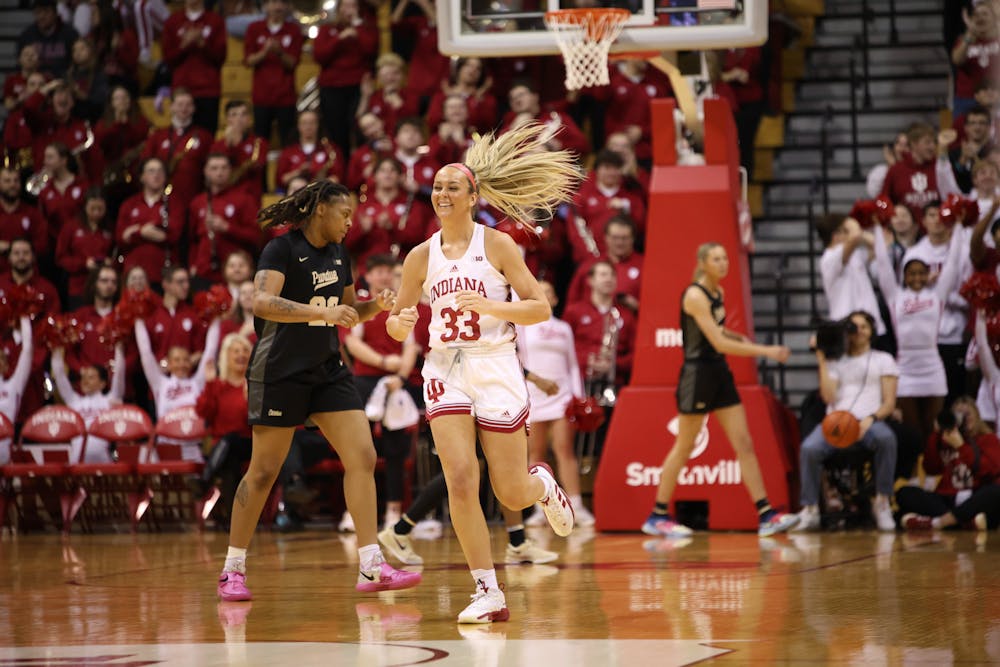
[903,260,930,292]
[431,166,476,222]
[315,194,354,244]
[227,338,252,375]
[79,366,106,396]
[166,346,193,379]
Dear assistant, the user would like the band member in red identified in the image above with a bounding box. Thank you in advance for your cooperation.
[275,110,345,191]
[185,153,261,288]
[115,157,179,286]
[161,0,226,134]
[140,88,211,210]
[210,100,268,205]
[244,0,302,148]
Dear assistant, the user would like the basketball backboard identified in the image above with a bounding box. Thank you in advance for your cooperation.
[435,1,766,57]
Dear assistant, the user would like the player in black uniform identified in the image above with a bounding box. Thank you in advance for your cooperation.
[217,180,421,602]
[641,242,799,539]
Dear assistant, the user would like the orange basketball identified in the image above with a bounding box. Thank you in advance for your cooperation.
[822,410,860,448]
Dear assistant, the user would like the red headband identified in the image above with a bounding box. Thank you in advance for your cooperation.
[445,163,477,192]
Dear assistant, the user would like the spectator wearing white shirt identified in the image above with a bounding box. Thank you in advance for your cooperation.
[902,202,974,404]
[135,317,221,461]
[0,316,33,463]
[517,280,593,527]
[816,213,886,336]
[51,342,126,463]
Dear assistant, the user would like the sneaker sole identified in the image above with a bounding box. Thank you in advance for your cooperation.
[356,573,423,593]
[458,607,510,624]
[531,462,575,537]
[218,589,252,602]
[758,516,799,538]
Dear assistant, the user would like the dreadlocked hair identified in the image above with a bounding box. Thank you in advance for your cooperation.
[462,122,581,224]
[257,180,351,230]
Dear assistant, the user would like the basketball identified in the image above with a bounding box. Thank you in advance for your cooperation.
[822,410,860,448]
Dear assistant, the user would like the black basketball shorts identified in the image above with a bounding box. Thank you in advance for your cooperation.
[675,359,741,414]
[248,360,364,427]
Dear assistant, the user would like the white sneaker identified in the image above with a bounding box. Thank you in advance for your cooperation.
[505,538,558,564]
[872,497,896,532]
[338,510,356,533]
[378,526,424,565]
[790,505,821,532]
[412,518,443,539]
[524,504,547,527]
[457,587,509,624]
[572,500,596,527]
[528,463,574,537]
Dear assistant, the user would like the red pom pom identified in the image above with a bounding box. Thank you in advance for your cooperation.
[496,219,543,250]
[941,193,977,228]
[0,298,12,330]
[874,195,894,224]
[120,288,157,321]
[193,284,234,322]
[960,272,1000,311]
[565,396,606,433]
[6,284,46,320]
[849,200,879,228]
[36,314,85,350]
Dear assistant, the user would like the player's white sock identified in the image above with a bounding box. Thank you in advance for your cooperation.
[225,546,247,573]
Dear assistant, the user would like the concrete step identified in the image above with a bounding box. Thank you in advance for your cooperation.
[822,0,943,15]
[0,9,31,38]
[793,76,949,111]
[773,145,886,172]
[815,14,943,39]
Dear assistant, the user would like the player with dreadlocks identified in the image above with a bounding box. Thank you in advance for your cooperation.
[216,179,422,602]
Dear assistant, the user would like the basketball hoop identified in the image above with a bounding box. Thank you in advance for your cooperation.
[544,8,631,91]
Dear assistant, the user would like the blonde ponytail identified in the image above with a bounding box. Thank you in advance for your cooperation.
[462,122,581,224]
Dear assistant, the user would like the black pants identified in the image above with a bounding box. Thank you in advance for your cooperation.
[896,484,1000,528]
[938,343,967,407]
[193,96,220,136]
[734,100,765,181]
[319,84,361,160]
[254,104,297,149]
[354,375,414,504]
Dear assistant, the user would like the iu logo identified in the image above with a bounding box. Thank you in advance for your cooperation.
[425,379,446,404]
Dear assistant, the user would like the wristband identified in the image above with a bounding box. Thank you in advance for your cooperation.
[523,368,531,379]
[868,413,880,422]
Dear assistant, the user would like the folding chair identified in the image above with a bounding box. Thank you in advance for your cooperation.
[137,405,219,530]
[68,405,153,533]
[0,406,86,533]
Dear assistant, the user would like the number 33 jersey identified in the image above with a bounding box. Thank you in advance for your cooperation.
[248,228,353,383]
[422,223,515,351]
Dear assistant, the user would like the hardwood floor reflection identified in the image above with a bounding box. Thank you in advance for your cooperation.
[1,526,998,665]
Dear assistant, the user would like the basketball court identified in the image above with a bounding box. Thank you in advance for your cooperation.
[4,1,995,665]
[2,526,998,664]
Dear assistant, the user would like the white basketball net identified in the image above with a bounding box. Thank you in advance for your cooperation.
[545,10,630,91]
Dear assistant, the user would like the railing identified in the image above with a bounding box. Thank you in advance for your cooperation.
[772,254,789,404]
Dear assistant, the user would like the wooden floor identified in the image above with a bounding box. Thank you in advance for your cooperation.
[1,524,998,665]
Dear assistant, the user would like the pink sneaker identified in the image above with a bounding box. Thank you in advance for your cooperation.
[356,561,422,593]
[217,571,252,601]
[902,513,934,531]
[528,462,575,537]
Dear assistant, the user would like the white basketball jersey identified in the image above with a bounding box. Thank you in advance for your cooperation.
[423,224,515,350]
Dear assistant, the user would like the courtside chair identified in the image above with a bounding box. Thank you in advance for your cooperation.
[0,406,86,533]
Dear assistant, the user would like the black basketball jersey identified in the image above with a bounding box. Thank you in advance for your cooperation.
[681,282,726,362]
[247,229,353,383]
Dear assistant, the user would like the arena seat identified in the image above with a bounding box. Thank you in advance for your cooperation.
[137,405,218,531]
[68,405,153,533]
[0,406,86,534]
